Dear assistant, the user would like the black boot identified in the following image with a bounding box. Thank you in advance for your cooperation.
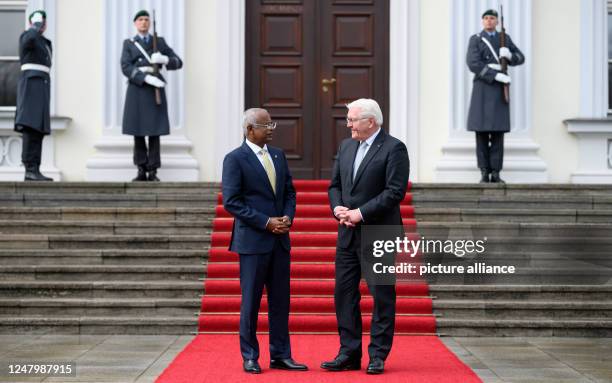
[132,166,147,182]
[147,169,160,182]
[490,171,505,184]
[24,164,53,181]
[479,168,490,183]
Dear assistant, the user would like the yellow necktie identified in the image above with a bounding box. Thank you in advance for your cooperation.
[259,149,276,194]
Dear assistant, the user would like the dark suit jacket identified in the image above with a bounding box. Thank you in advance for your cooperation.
[328,129,410,249]
[222,141,296,254]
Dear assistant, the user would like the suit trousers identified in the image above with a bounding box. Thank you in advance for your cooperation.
[21,126,44,167]
[239,240,291,361]
[335,232,396,360]
[133,136,160,170]
[475,132,504,172]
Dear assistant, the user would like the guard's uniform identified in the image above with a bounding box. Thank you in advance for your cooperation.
[120,34,182,172]
[466,29,524,173]
[14,27,52,169]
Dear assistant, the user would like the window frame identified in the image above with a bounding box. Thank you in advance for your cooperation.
[0,0,28,112]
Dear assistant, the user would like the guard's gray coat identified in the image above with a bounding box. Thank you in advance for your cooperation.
[121,35,182,137]
[14,28,52,135]
[466,30,525,133]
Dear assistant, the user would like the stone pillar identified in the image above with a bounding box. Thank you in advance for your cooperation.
[435,0,548,183]
[86,0,198,181]
[389,0,420,181]
[565,0,611,183]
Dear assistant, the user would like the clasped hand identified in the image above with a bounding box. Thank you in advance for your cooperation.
[266,216,292,235]
[333,206,362,228]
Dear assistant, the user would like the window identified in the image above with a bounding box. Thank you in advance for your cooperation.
[0,2,26,110]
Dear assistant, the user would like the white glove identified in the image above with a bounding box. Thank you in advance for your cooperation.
[31,12,44,24]
[138,66,155,74]
[495,73,511,84]
[499,47,512,60]
[144,75,166,88]
[151,52,169,65]
[487,63,501,71]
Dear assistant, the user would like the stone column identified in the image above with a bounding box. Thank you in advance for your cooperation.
[565,0,611,183]
[389,0,420,181]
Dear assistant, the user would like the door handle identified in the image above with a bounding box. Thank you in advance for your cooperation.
[322,78,336,92]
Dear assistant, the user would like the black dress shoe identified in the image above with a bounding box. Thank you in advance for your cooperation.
[132,167,147,182]
[243,359,261,374]
[147,169,160,182]
[479,168,490,183]
[366,357,384,374]
[490,171,505,184]
[24,165,53,181]
[320,354,361,371]
[270,358,308,371]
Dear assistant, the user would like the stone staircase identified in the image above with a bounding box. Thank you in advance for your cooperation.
[411,184,612,337]
[1,182,611,337]
[0,182,216,334]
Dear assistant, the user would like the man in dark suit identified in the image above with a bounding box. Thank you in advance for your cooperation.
[222,108,307,374]
[121,10,183,182]
[322,98,410,375]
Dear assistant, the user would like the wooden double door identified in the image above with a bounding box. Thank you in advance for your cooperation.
[246,0,389,179]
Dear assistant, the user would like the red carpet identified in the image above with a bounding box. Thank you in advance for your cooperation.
[156,335,482,383]
[157,180,482,382]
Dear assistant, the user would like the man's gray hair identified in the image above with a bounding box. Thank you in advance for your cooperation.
[346,98,383,126]
[243,108,268,136]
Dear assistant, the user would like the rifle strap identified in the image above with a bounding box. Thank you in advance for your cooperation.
[131,39,152,64]
[480,36,500,64]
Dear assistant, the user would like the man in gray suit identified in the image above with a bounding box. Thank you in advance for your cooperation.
[466,9,525,183]
[321,98,409,375]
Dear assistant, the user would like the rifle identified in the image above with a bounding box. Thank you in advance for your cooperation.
[152,9,162,105]
[499,5,510,104]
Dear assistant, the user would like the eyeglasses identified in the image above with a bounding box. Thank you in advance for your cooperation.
[346,117,371,125]
[252,122,277,130]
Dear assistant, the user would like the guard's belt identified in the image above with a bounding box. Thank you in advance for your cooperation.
[21,63,50,73]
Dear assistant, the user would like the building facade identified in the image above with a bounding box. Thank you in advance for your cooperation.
[0,0,610,183]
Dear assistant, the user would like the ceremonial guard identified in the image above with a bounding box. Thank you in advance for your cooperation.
[14,10,53,181]
[121,10,183,181]
[466,9,525,183]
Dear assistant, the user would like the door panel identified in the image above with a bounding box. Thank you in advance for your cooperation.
[246,0,389,179]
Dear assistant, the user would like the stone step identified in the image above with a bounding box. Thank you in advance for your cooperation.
[410,183,612,197]
[0,234,210,250]
[415,208,612,223]
[478,237,612,252]
[429,285,612,300]
[0,220,213,235]
[0,315,198,335]
[0,249,208,265]
[0,193,218,208]
[0,281,203,299]
[435,318,612,337]
[0,182,219,194]
[413,194,611,209]
[433,299,612,319]
[0,265,205,281]
[0,207,216,221]
[0,298,200,317]
[422,266,612,285]
[416,221,612,236]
